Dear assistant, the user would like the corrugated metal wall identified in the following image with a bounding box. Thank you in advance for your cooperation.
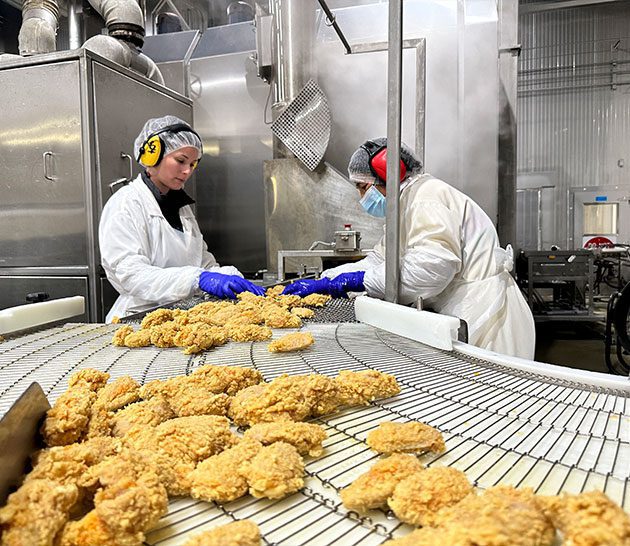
[518,2,630,247]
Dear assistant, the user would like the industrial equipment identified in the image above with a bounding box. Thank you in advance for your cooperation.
[0,48,193,321]
[0,299,628,544]
[517,250,597,321]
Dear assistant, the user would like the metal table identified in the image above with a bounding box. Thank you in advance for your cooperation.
[0,300,628,545]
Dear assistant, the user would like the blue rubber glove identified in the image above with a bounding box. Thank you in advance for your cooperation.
[282,272,365,298]
[199,271,265,299]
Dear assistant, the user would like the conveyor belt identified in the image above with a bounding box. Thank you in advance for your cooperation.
[0,302,628,544]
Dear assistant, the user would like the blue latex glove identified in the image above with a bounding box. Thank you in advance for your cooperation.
[199,271,265,299]
[283,272,365,298]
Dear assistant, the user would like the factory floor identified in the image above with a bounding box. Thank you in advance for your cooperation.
[534,320,613,374]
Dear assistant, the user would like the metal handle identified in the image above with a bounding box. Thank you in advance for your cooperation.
[43,151,55,181]
[109,178,129,195]
[121,152,133,180]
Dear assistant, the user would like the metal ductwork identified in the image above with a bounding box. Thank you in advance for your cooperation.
[86,0,145,48]
[18,0,59,55]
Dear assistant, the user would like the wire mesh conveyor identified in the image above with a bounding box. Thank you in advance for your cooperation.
[0,299,629,545]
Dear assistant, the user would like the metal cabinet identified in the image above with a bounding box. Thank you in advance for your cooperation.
[0,49,193,321]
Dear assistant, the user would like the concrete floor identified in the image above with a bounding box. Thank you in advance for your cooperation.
[533,320,625,375]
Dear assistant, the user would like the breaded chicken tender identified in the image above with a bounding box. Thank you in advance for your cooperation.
[228,324,273,342]
[58,449,167,546]
[27,436,122,486]
[188,364,264,396]
[301,293,331,307]
[173,323,229,354]
[167,391,230,417]
[149,320,179,348]
[86,376,141,438]
[228,374,339,426]
[290,307,315,319]
[0,478,79,546]
[539,490,630,546]
[261,306,302,328]
[182,520,261,546]
[112,325,134,346]
[429,486,555,546]
[265,285,285,297]
[339,453,424,513]
[241,442,305,499]
[110,396,175,437]
[244,422,327,457]
[335,369,400,406]
[190,439,263,503]
[140,308,177,329]
[268,331,315,353]
[41,386,97,446]
[123,328,153,348]
[388,466,473,526]
[68,369,110,391]
[367,421,446,455]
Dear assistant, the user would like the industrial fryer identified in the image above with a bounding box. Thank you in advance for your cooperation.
[0,297,628,545]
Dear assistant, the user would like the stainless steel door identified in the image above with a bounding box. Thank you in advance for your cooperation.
[91,61,193,217]
[0,61,87,267]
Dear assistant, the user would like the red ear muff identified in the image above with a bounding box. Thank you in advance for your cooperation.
[361,140,407,183]
[370,148,407,183]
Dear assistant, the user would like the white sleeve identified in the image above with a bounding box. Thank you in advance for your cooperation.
[198,241,243,278]
[320,250,383,279]
[99,205,203,304]
[363,200,462,305]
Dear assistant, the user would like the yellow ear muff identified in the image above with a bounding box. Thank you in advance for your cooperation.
[140,134,164,167]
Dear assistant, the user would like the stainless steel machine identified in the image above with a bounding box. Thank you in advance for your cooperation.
[0,48,193,321]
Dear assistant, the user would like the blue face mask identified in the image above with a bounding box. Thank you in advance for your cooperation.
[359,185,386,217]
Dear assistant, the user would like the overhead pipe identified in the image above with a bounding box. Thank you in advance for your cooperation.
[18,0,59,55]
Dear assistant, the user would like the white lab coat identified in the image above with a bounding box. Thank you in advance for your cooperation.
[99,175,241,322]
[323,174,535,359]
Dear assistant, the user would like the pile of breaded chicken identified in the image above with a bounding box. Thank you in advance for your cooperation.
[111,288,326,354]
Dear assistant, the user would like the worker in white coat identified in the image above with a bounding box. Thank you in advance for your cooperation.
[284,138,535,359]
[99,115,264,323]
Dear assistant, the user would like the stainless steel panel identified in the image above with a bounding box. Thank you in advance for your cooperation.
[0,276,89,321]
[92,61,194,216]
[189,50,271,273]
[0,61,87,267]
[264,159,385,271]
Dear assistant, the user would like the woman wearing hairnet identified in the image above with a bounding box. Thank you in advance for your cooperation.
[284,137,535,359]
[99,115,264,323]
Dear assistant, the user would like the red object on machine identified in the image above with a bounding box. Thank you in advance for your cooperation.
[584,236,614,248]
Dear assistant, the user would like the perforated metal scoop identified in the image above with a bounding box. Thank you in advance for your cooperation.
[271,79,331,171]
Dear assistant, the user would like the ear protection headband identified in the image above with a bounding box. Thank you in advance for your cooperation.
[137,123,202,169]
[360,140,407,184]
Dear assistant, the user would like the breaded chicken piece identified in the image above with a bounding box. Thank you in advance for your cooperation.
[268,332,315,353]
[339,453,424,513]
[366,421,446,455]
[228,374,340,426]
[149,320,179,348]
[167,391,230,417]
[140,308,177,329]
[188,365,264,396]
[388,466,473,526]
[301,293,331,307]
[190,439,263,503]
[112,325,134,347]
[0,478,79,546]
[238,291,267,304]
[244,422,327,457]
[265,285,285,297]
[174,323,229,354]
[123,328,153,348]
[261,306,302,328]
[228,324,273,342]
[183,520,261,546]
[271,295,303,309]
[41,386,97,446]
[86,376,141,438]
[68,369,110,391]
[290,307,315,319]
[110,397,175,437]
[27,436,122,486]
[335,369,400,406]
[123,415,238,496]
[430,486,555,546]
[58,449,167,546]
[538,490,630,546]
[241,442,305,499]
